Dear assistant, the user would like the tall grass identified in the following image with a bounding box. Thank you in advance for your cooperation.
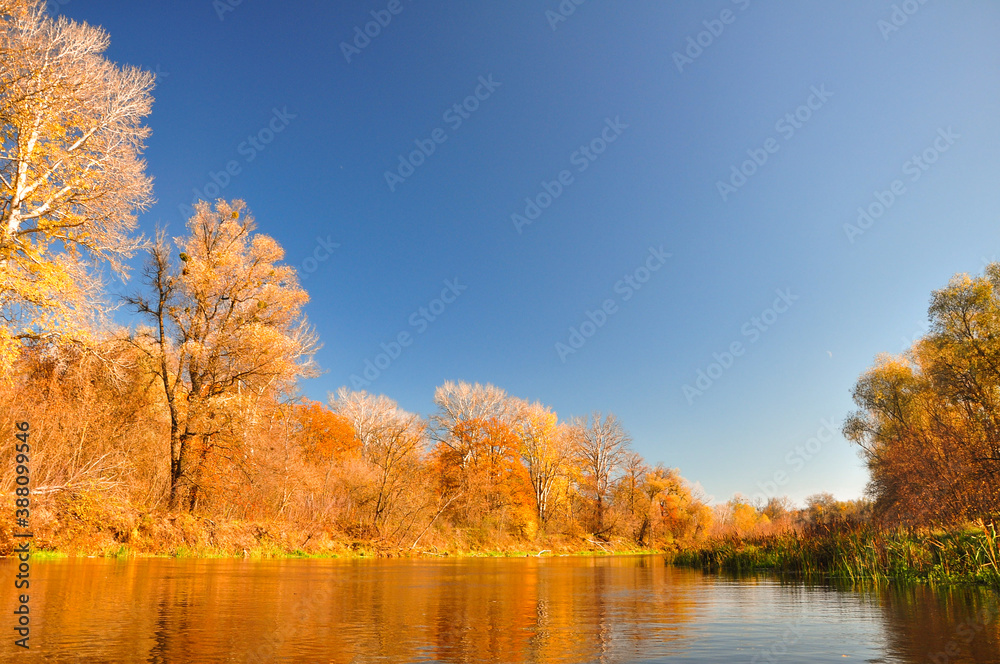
[673,520,1000,586]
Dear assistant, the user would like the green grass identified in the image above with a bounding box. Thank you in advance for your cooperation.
[25,549,68,560]
[673,521,1000,586]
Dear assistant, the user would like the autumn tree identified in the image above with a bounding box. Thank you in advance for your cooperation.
[329,388,427,536]
[845,264,1000,525]
[923,267,1000,499]
[431,381,512,435]
[513,399,568,528]
[620,452,650,520]
[249,399,357,521]
[293,399,358,464]
[128,200,318,512]
[802,493,871,528]
[608,451,649,541]
[430,381,533,534]
[0,338,166,505]
[712,495,768,537]
[761,496,795,529]
[641,465,711,547]
[569,412,631,535]
[0,0,153,364]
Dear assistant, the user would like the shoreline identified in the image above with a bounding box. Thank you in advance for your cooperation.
[2,546,668,561]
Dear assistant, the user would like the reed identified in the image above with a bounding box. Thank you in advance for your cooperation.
[673,521,1000,586]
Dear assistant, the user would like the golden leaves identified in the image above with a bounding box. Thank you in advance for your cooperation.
[1,0,153,362]
[846,262,1000,525]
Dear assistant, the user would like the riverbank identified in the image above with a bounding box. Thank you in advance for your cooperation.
[0,490,662,559]
[671,523,1000,586]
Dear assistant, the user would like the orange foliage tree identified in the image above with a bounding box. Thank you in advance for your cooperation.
[430,381,535,537]
[294,399,358,463]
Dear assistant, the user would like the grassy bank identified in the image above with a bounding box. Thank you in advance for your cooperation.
[0,490,660,560]
[672,522,1000,586]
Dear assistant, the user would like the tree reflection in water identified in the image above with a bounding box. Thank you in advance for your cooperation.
[1,556,997,663]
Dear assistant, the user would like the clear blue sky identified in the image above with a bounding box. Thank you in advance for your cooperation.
[65,0,1000,506]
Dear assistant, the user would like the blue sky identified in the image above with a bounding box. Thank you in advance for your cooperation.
[64,0,1000,506]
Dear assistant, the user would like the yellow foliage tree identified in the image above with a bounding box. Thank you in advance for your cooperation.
[845,264,1000,525]
[0,0,153,365]
[128,200,318,511]
[513,400,567,528]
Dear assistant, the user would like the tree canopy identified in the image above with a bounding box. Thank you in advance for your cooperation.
[0,0,154,364]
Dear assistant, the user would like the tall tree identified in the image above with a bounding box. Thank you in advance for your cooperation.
[0,0,153,363]
[642,465,711,546]
[570,412,631,535]
[513,400,567,528]
[617,451,650,540]
[128,200,318,511]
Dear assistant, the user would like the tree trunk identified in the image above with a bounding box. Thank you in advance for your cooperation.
[169,431,192,511]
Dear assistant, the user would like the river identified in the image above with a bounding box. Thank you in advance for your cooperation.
[1,555,997,663]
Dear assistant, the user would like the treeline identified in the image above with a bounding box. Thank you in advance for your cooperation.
[710,493,871,536]
[676,265,1000,585]
[0,301,874,556]
[0,320,714,553]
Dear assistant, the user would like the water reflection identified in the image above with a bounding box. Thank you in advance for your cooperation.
[0,556,996,663]
[876,583,1000,664]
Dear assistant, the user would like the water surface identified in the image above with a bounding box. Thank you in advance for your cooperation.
[1,555,997,663]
